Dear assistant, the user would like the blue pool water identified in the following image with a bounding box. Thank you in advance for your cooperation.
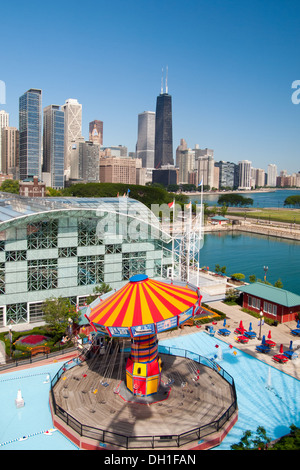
[160,332,300,449]
[0,332,299,450]
[0,362,78,450]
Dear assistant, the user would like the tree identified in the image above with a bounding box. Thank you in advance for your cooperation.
[284,195,300,207]
[231,426,271,450]
[0,179,19,194]
[42,297,78,337]
[218,194,253,207]
[231,273,245,281]
[86,282,112,305]
[274,278,283,289]
[249,274,257,283]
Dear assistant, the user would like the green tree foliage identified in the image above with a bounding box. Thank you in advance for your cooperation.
[231,426,271,450]
[284,195,300,207]
[231,273,245,281]
[249,274,257,283]
[218,194,253,207]
[61,182,188,209]
[86,282,112,305]
[0,179,19,194]
[42,297,78,337]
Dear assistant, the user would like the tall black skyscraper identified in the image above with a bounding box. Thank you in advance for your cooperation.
[154,70,173,168]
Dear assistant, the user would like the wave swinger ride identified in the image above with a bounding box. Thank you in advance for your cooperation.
[85,274,201,397]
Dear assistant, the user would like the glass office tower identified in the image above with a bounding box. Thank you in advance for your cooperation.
[19,89,42,180]
[154,92,173,169]
[43,105,65,189]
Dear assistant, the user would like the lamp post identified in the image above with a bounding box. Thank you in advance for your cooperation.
[263,265,268,282]
[258,310,264,340]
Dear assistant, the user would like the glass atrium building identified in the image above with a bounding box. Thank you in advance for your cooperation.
[0,195,173,327]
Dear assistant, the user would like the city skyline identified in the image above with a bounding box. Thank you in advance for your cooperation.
[1,0,300,174]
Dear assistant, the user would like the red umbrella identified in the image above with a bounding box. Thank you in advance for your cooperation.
[239,321,244,329]
[268,330,272,339]
[279,344,283,354]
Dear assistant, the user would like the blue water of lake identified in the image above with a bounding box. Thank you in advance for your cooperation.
[190,189,300,208]
[198,231,300,295]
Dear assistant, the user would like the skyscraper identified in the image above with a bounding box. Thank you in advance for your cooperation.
[0,110,9,173]
[136,111,155,168]
[238,160,252,190]
[43,105,65,189]
[1,127,19,178]
[267,164,277,187]
[154,72,173,168]
[19,89,42,180]
[89,120,103,146]
[62,98,82,177]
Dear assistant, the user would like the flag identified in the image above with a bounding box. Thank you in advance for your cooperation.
[168,201,174,209]
[186,201,191,209]
[198,179,203,186]
[117,192,119,197]
[123,193,126,197]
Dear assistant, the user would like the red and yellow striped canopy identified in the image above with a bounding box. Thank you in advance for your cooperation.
[88,275,199,328]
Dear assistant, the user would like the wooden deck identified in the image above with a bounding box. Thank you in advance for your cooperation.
[52,346,235,447]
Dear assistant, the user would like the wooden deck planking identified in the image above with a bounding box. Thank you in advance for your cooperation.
[53,352,235,439]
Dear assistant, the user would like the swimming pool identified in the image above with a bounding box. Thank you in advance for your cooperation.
[0,362,78,450]
[160,332,300,449]
[0,331,299,450]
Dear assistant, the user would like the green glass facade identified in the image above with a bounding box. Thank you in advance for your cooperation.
[0,196,173,326]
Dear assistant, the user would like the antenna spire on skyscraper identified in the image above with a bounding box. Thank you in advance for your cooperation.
[161,67,164,94]
[166,65,168,94]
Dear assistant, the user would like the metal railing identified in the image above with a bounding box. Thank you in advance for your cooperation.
[50,347,237,449]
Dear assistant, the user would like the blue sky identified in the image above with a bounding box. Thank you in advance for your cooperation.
[1,0,300,173]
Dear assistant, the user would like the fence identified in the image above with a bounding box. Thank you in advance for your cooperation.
[50,346,237,449]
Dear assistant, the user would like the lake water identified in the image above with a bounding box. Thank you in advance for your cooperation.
[198,231,300,295]
[190,189,300,208]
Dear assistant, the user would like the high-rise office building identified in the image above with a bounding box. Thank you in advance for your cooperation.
[215,161,239,189]
[267,164,277,187]
[19,89,42,180]
[238,160,252,190]
[136,111,155,168]
[196,148,215,188]
[62,99,82,177]
[154,74,173,168]
[89,120,103,145]
[176,140,195,184]
[1,127,19,177]
[43,105,65,189]
[0,110,9,173]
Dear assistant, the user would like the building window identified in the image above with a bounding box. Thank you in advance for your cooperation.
[58,247,77,258]
[28,258,58,291]
[6,303,27,324]
[78,218,103,246]
[0,306,4,326]
[263,301,277,316]
[27,220,58,249]
[0,262,5,294]
[105,244,122,254]
[5,250,27,262]
[248,295,260,309]
[122,252,146,280]
[78,255,104,286]
[29,302,44,322]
